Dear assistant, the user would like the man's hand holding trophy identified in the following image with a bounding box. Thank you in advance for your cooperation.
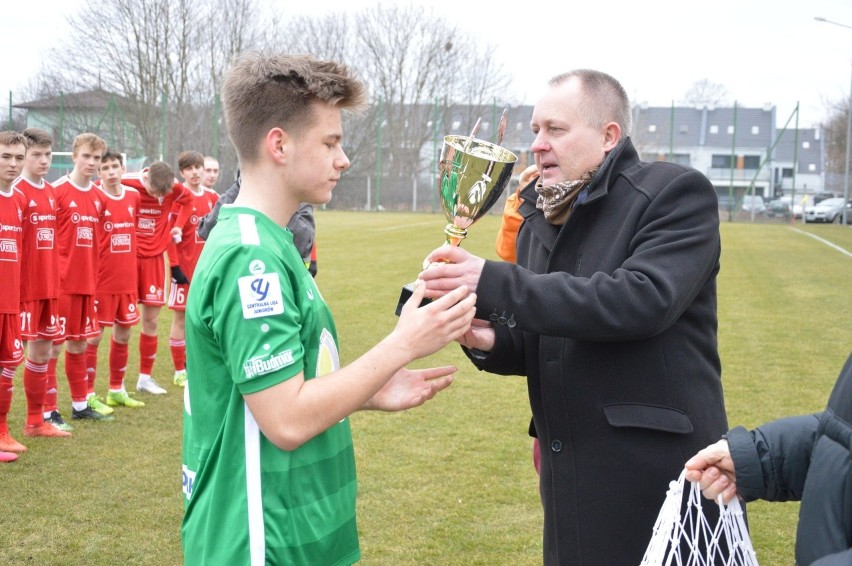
[396,111,517,315]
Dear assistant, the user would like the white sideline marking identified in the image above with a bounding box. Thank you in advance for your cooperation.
[375,221,436,232]
[789,227,852,258]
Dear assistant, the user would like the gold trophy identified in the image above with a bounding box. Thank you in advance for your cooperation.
[396,112,518,315]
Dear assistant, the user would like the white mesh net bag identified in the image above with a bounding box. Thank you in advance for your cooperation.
[640,470,759,566]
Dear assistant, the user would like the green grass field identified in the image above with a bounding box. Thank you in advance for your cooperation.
[1,212,849,565]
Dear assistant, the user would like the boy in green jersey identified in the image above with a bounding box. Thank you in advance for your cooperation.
[181,51,477,565]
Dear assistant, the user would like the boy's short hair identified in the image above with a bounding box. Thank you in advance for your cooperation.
[23,127,53,148]
[177,150,204,171]
[0,131,28,148]
[221,52,366,162]
[101,148,124,167]
[147,161,175,194]
[72,133,107,157]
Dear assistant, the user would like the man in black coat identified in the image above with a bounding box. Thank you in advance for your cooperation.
[686,352,852,566]
[419,69,730,564]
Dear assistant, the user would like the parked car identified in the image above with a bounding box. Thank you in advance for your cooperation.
[779,196,805,219]
[803,197,847,223]
[741,195,766,214]
[812,191,836,205]
[767,199,792,220]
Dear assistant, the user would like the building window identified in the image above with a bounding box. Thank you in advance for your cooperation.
[481,121,490,131]
[516,122,523,130]
[743,156,761,169]
[782,167,794,178]
[648,124,657,132]
[751,126,759,135]
[710,125,719,134]
[802,141,810,149]
[809,164,816,172]
[712,154,733,168]
[452,120,460,130]
[727,125,735,135]
[679,124,688,134]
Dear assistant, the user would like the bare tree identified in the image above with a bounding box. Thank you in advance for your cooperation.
[281,4,512,184]
[29,0,510,205]
[822,97,849,193]
[41,0,260,169]
[681,79,730,107]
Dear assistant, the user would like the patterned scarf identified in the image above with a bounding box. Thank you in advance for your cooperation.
[534,166,599,225]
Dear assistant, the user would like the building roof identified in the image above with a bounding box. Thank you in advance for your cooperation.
[633,105,776,148]
[13,88,129,110]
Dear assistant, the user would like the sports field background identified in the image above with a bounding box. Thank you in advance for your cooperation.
[1,211,850,565]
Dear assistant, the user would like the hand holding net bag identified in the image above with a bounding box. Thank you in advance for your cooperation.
[640,470,759,566]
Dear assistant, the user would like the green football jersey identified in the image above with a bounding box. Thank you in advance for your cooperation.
[181,206,359,566]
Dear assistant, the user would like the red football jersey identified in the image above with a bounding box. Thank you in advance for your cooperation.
[168,187,218,279]
[0,187,26,313]
[121,173,192,258]
[12,177,61,301]
[97,184,142,294]
[53,176,107,296]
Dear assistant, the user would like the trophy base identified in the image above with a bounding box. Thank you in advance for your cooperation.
[395,283,433,316]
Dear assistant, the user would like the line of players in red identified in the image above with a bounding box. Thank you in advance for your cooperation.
[0,128,219,462]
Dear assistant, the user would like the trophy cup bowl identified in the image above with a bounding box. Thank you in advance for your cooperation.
[395,135,517,315]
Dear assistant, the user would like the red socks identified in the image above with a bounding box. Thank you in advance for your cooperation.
[85,342,99,394]
[43,357,58,414]
[0,368,14,434]
[139,333,158,375]
[64,351,88,403]
[110,339,129,390]
[169,338,186,372]
[23,360,48,427]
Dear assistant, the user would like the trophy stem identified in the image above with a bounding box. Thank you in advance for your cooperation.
[444,224,468,247]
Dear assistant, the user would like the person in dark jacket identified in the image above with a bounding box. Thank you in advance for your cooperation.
[197,170,318,277]
[419,69,730,565]
[686,352,852,566]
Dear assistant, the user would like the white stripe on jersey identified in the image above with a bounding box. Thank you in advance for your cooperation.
[244,404,265,565]
[238,214,260,246]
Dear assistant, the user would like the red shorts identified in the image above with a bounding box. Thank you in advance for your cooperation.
[0,313,24,366]
[138,254,167,306]
[95,293,140,327]
[19,298,62,341]
[168,282,189,311]
[57,294,99,342]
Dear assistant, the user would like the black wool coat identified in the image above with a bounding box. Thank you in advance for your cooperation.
[468,138,730,565]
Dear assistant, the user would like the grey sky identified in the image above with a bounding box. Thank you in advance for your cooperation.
[5,0,852,127]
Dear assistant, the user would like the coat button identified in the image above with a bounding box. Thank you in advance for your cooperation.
[550,439,562,453]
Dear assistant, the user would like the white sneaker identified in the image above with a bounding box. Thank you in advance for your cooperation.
[137,375,167,395]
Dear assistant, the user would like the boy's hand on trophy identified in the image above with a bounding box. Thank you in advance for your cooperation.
[394,282,476,360]
[418,245,484,299]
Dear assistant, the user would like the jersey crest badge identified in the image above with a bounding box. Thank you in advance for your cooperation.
[238,271,284,319]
